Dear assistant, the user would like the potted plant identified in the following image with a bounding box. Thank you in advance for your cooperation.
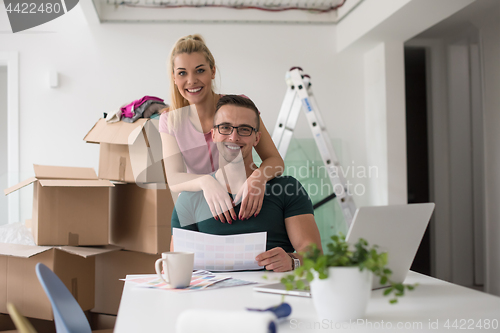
[281,234,416,322]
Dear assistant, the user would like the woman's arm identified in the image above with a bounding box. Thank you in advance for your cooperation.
[235,117,285,220]
[255,117,285,180]
[161,132,212,192]
[161,132,237,223]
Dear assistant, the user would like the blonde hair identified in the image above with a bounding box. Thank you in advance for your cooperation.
[166,34,217,132]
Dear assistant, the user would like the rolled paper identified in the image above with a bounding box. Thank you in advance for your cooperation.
[176,309,277,333]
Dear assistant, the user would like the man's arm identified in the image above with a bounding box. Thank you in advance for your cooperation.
[284,213,322,265]
[255,213,322,272]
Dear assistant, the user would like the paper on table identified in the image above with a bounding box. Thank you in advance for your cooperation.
[135,274,231,292]
[120,270,214,283]
[173,229,267,271]
[121,271,258,292]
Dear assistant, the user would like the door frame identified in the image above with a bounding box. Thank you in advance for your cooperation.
[406,29,485,287]
[0,52,20,224]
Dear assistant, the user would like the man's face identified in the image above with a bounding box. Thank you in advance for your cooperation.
[212,105,261,164]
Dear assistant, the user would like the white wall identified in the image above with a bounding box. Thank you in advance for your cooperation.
[363,41,407,206]
[336,0,474,52]
[0,0,475,220]
[332,0,473,207]
[333,0,500,293]
[1,5,353,223]
[406,0,500,296]
[3,1,498,295]
[0,67,7,225]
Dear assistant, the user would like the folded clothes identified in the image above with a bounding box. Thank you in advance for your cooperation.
[122,100,166,123]
[121,96,164,119]
[105,108,122,123]
[143,102,167,119]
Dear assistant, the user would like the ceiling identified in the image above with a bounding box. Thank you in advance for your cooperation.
[90,0,361,24]
[413,0,499,39]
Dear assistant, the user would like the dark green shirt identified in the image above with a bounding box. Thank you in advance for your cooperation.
[171,176,314,253]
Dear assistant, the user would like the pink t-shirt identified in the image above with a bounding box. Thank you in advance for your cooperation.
[159,111,219,175]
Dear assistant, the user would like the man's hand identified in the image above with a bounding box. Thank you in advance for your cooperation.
[255,247,293,272]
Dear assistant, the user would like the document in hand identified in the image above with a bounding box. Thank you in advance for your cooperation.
[172,229,267,271]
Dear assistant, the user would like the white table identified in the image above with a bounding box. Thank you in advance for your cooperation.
[114,271,500,332]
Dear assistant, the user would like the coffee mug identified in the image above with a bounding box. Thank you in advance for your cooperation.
[155,252,194,288]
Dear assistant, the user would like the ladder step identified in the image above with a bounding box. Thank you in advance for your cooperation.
[312,193,337,210]
[272,68,357,229]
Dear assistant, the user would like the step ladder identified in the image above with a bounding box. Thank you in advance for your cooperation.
[272,67,356,228]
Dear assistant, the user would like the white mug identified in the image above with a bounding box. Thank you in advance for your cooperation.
[155,252,194,288]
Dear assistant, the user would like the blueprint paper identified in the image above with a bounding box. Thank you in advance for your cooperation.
[173,229,267,271]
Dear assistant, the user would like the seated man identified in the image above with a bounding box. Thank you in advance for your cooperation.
[171,95,322,272]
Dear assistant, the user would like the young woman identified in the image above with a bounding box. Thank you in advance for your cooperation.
[160,34,284,224]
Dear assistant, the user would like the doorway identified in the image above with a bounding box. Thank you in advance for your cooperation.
[404,47,431,276]
[405,27,485,288]
[0,51,20,226]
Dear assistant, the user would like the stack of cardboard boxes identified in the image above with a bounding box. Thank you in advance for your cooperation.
[1,117,174,329]
[85,118,175,315]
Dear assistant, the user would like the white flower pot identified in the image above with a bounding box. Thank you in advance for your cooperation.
[310,266,373,322]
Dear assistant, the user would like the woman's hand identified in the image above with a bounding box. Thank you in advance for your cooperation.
[234,169,266,220]
[255,247,293,272]
[201,175,237,224]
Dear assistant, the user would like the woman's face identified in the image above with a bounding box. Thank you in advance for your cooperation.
[173,52,215,105]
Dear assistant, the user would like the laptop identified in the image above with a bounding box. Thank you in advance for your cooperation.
[254,203,435,297]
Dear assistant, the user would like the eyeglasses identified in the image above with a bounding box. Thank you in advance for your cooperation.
[214,124,257,137]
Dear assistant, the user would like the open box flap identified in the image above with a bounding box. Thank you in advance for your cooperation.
[34,164,98,180]
[58,245,121,258]
[38,179,115,188]
[4,177,38,195]
[0,243,122,258]
[83,118,148,145]
[0,243,53,258]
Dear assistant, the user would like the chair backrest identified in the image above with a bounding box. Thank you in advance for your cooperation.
[35,263,92,333]
[7,303,37,333]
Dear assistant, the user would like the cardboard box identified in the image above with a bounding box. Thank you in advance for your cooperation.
[110,183,174,254]
[93,250,160,315]
[0,243,119,321]
[4,165,114,246]
[89,313,117,331]
[84,118,166,183]
[0,313,57,333]
[0,313,16,331]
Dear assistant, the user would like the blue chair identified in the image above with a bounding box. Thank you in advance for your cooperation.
[35,263,113,333]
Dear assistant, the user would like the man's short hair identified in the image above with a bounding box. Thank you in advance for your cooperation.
[215,95,260,132]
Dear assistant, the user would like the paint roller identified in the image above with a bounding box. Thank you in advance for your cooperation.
[176,303,292,333]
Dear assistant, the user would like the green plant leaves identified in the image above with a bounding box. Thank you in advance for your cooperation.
[296,280,305,290]
[281,234,417,304]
